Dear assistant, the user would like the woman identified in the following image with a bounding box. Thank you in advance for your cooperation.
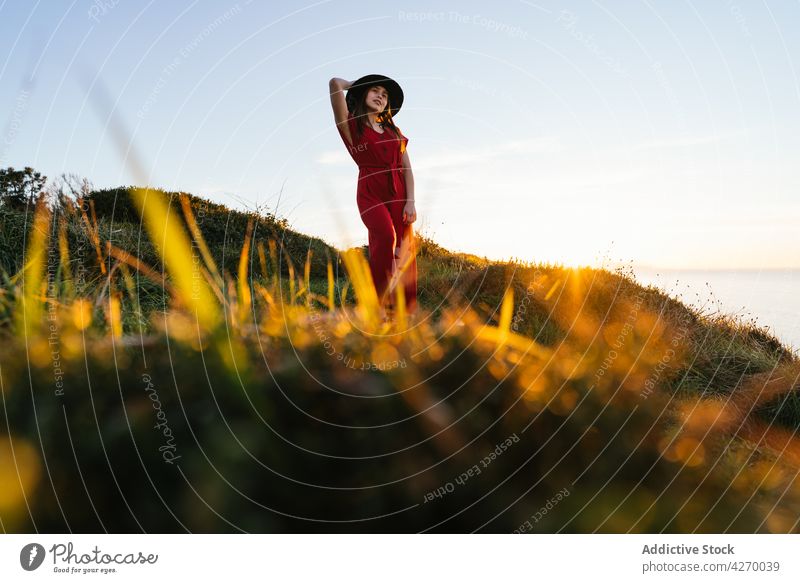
[328,74,418,319]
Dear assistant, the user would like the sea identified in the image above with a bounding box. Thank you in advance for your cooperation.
[632,268,800,353]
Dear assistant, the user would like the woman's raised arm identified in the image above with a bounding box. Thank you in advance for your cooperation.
[329,77,353,147]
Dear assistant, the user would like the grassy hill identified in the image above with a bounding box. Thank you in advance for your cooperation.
[1,186,798,533]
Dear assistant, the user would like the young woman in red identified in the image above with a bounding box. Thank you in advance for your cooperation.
[328,74,418,319]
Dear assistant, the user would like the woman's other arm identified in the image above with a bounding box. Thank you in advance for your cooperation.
[401,149,416,224]
[329,77,353,147]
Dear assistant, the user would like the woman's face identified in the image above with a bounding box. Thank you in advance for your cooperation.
[364,85,389,114]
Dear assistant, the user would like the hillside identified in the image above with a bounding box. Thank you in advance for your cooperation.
[1,186,799,533]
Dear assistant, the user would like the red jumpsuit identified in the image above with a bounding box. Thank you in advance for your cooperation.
[337,113,418,312]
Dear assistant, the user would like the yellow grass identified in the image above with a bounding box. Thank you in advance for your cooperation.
[131,187,220,330]
[17,199,50,337]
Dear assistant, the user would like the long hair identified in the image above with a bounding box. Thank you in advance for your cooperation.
[350,86,407,154]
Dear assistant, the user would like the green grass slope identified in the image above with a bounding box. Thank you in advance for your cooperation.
[1,187,798,533]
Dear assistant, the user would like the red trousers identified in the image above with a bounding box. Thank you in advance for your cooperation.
[357,190,418,313]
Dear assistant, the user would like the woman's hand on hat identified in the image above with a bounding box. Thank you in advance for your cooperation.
[329,77,353,91]
[402,201,416,224]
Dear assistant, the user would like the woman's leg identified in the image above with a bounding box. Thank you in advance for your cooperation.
[386,198,418,314]
[357,193,396,304]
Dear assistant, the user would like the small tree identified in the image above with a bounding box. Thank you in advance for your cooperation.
[0,166,47,210]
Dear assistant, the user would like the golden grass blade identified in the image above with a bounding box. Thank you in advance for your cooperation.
[268,239,278,293]
[77,197,106,276]
[497,286,514,347]
[224,274,236,324]
[327,258,335,311]
[304,250,312,308]
[237,219,254,325]
[89,198,100,234]
[287,258,295,306]
[306,291,329,306]
[475,325,552,360]
[108,292,123,338]
[255,283,275,310]
[179,193,222,289]
[17,198,51,336]
[544,278,561,301]
[57,216,72,297]
[131,187,219,330]
[341,281,350,308]
[340,247,379,326]
[105,242,175,294]
[71,299,92,330]
[117,263,143,330]
[295,280,307,302]
[395,282,407,331]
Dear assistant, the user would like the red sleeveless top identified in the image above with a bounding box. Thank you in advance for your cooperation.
[337,113,409,201]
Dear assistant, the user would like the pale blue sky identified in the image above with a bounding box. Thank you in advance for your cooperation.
[1,0,798,268]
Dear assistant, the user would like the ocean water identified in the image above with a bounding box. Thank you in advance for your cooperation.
[632,269,800,353]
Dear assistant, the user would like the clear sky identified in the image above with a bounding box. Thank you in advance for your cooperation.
[1,0,798,269]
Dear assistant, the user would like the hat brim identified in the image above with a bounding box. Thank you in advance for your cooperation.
[345,74,404,118]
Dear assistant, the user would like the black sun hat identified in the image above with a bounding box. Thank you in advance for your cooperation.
[345,74,404,119]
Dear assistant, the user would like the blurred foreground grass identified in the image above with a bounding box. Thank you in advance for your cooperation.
[1,187,799,533]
